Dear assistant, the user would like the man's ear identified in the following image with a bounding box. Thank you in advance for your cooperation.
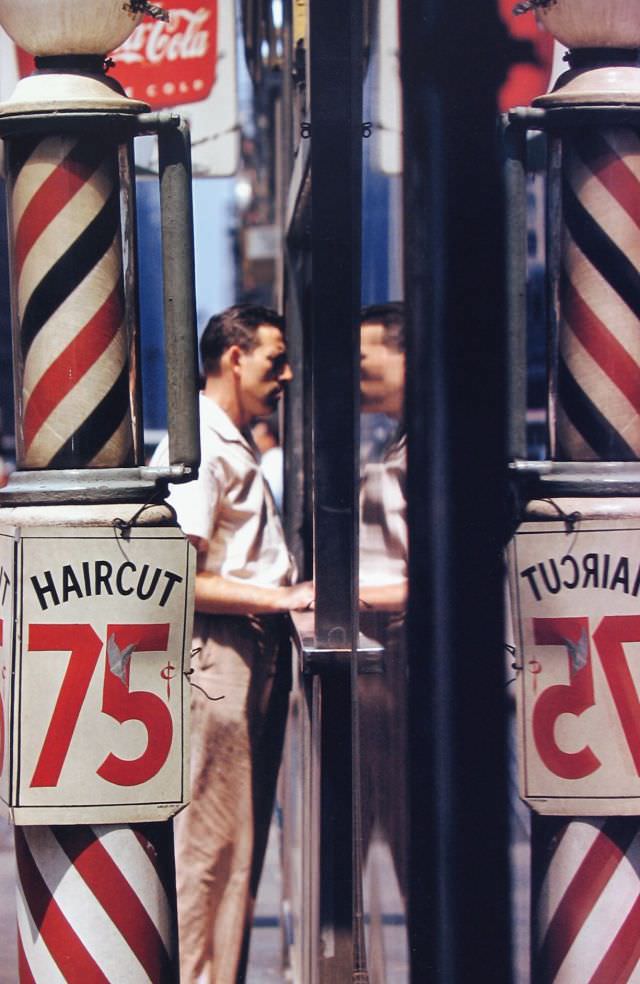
[224,344,243,374]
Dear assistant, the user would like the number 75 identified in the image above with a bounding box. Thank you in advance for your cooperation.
[28,622,173,789]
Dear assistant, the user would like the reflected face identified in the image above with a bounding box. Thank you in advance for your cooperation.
[238,325,292,420]
[360,322,405,417]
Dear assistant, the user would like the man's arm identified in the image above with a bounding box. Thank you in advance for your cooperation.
[194,571,314,615]
[190,535,314,615]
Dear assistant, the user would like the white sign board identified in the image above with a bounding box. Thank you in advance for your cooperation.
[0,522,194,825]
[0,530,15,810]
[509,517,640,815]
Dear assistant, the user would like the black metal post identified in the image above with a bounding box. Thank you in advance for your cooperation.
[401,1,513,980]
[309,0,363,978]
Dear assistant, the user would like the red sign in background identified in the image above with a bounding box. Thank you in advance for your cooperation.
[15,0,218,111]
[499,0,555,111]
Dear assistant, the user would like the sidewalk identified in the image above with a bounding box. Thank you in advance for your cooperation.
[0,817,284,983]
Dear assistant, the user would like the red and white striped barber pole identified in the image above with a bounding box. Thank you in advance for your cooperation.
[0,3,196,981]
[507,2,640,981]
[9,135,134,469]
[15,823,176,982]
[534,817,640,982]
[556,127,640,461]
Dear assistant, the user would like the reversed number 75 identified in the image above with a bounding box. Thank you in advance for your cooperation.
[532,614,640,781]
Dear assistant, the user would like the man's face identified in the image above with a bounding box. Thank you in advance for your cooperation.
[360,322,405,416]
[238,325,292,421]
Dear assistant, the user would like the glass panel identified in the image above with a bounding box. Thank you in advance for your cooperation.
[356,1,409,975]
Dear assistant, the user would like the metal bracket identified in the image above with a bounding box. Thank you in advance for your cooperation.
[290,612,385,675]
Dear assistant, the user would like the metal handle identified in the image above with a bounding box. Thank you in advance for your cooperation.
[155,115,200,478]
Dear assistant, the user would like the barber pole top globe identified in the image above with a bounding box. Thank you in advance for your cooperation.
[533,0,640,105]
[535,0,640,48]
[0,0,152,114]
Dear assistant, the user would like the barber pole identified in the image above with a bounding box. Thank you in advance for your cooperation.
[0,2,199,981]
[16,824,176,981]
[9,135,133,469]
[556,127,640,461]
[534,818,640,982]
[507,2,640,982]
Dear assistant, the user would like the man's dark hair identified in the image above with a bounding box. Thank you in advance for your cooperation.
[360,301,404,350]
[200,304,285,374]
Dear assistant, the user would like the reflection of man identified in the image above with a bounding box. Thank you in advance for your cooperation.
[152,304,313,983]
[359,302,407,611]
[358,302,408,912]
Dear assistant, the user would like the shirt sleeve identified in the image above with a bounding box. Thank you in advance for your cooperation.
[167,455,223,544]
[150,432,223,545]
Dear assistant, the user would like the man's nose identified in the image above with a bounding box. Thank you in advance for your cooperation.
[279,362,293,382]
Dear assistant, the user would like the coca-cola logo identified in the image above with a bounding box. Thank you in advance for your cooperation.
[14,1,218,110]
[112,1,218,108]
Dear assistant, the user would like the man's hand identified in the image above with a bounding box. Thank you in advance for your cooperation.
[276,581,315,612]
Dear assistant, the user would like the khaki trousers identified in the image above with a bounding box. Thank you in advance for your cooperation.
[175,614,290,983]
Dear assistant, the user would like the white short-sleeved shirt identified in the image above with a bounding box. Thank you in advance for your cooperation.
[359,434,407,588]
[151,395,294,588]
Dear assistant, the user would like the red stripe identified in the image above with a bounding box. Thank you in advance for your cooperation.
[17,933,36,984]
[14,146,105,276]
[538,821,635,981]
[562,276,640,415]
[15,827,110,984]
[588,146,640,230]
[23,284,123,450]
[54,825,173,982]
[589,889,640,983]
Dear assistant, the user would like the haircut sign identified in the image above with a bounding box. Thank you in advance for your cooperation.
[509,512,640,815]
[0,522,194,825]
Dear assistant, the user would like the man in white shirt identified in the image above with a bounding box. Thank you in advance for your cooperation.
[152,304,313,983]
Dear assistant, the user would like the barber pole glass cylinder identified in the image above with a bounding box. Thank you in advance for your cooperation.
[7,134,138,470]
[549,118,640,461]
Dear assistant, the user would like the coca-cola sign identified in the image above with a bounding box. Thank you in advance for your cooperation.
[110,1,218,108]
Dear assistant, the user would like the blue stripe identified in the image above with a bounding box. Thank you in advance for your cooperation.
[557,356,637,461]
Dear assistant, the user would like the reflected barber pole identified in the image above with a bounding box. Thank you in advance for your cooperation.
[8,135,134,469]
[556,128,640,460]
[535,818,640,982]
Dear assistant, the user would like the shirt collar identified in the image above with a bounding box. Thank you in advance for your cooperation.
[200,393,254,451]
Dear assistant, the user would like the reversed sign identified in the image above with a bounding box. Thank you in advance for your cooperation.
[509,516,640,815]
[0,522,194,825]
[0,531,14,810]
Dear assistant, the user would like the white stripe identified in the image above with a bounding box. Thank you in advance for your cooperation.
[556,405,604,461]
[537,819,604,942]
[24,328,129,465]
[90,414,134,468]
[554,828,640,983]
[559,323,640,452]
[11,136,78,228]
[24,826,151,982]
[603,128,640,185]
[563,230,640,364]
[92,825,173,952]
[566,145,640,255]
[21,236,123,392]
[16,875,67,983]
[17,164,115,316]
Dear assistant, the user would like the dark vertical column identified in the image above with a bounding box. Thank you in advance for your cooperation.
[401,1,513,980]
[310,0,362,645]
[309,1,363,980]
